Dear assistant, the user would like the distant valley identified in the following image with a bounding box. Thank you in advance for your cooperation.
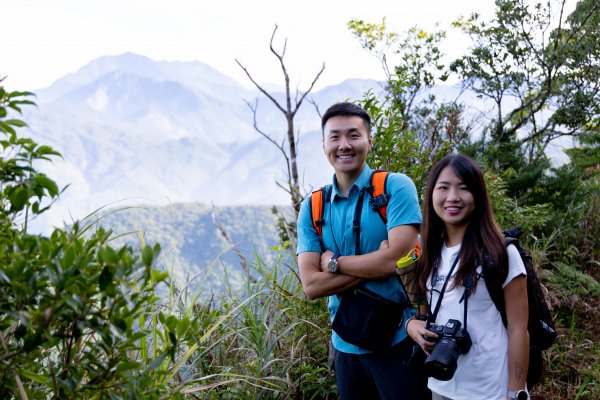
[94,202,292,293]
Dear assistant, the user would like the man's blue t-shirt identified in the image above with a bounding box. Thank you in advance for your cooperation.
[297,164,422,354]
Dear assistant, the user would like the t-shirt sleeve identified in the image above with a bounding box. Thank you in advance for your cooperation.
[502,244,527,288]
[296,195,323,255]
[385,173,422,230]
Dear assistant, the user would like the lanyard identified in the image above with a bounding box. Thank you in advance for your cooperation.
[427,255,474,330]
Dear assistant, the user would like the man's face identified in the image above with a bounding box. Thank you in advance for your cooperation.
[323,115,372,178]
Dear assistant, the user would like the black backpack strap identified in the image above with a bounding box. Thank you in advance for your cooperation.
[482,252,508,327]
[352,187,370,255]
[483,227,524,327]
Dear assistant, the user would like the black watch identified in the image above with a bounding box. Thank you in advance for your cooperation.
[507,390,529,400]
[327,253,340,273]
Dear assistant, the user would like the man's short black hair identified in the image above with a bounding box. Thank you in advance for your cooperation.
[321,102,371,133]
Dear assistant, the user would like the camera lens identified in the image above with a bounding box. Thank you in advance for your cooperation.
[423,337,461,381]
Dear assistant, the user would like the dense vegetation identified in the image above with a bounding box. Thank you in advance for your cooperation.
[1,83,333,399]
[1,0,598,399]
[349,0,599,398]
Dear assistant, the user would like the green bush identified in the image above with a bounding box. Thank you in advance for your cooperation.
[0,83,185,399]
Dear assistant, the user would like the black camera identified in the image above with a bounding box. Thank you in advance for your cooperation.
[423,319,472,381]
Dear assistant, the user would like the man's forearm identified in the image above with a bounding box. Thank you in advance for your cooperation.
[336,225,418,279]
[302,270,363,299]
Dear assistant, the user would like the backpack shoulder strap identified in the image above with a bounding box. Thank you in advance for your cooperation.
[482,238,512,327]
[310,185,331,239]
[310,188,324,238]
[369,170,391,224]
[484,227,527,326]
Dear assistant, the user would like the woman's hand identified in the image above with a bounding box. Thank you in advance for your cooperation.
[320,250,335,273]
[406,318,438,355]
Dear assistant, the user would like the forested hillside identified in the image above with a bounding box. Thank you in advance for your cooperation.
[95,203,292,293]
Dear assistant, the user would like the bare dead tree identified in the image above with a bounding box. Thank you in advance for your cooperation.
[236,25,325,216]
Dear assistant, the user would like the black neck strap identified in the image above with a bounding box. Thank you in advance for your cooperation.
[427,256,474,330]
[428,256,459,327]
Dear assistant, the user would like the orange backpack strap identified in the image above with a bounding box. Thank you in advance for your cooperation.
[310,189,324,237]
[310,186,330,239]
[370,170,391,224]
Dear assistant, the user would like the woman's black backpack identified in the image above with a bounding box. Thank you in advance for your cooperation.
[482,227,557,388]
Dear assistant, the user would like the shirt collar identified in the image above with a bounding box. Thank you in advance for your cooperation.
[330,164,373,199]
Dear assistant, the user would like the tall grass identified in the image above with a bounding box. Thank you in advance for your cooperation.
[129,237,335,399]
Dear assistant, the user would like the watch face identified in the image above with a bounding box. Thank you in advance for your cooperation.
[516,390,529,400]
[328,257,338,273]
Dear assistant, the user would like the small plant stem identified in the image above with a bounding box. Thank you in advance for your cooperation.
[0,328,29,400]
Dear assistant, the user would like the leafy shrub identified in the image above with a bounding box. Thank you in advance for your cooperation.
[0,82,184,399]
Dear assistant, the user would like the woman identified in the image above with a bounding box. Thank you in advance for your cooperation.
[406,154,530,400]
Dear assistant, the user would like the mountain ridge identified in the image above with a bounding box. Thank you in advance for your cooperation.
[23,52,388,233]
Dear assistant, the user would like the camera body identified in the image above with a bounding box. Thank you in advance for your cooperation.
[423,319,472,381]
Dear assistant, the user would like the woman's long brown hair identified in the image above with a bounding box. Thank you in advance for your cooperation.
[417,154,507,297]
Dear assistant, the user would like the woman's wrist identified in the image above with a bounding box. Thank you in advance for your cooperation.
[405,316,416,333]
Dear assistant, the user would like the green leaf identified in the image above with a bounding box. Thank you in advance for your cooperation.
[147,352,167,371]
[142,245,154,267]
[99,266,113,291]
[116,361,141,373]
[61,245,76,270]
[0,269,11,284]
[151,268,168,283]
[66,295,84,312]
[33,174,60,197]
[8,186,29,211]
[4,119,28,128]
[20,368,49,384]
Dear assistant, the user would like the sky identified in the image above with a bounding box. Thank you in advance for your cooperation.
[2,0,498,92]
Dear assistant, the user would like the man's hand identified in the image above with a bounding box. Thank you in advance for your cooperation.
[320,250,335,272]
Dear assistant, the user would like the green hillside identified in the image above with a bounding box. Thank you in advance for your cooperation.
[93,202,293,293]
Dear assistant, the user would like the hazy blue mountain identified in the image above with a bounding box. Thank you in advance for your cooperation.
[36,52,249,103]
[21,53,389,233]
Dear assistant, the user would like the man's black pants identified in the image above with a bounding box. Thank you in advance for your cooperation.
[333,337,430,400]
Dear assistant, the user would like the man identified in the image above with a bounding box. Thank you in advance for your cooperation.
[296,102,426,399]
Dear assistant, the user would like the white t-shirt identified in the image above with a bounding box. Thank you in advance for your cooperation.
[426,243,526,400]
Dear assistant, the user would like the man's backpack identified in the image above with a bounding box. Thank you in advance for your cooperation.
[482,227,557,388]
[310,169,391,253]
[309,170,420,303]
[310,169,391,234]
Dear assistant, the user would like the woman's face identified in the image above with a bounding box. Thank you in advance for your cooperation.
[432,166,475,228]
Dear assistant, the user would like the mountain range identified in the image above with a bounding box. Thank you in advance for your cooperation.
[22,52,387,233]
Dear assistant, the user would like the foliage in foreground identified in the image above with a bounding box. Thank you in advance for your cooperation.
[0,83,184,398]
[0,84,335,399]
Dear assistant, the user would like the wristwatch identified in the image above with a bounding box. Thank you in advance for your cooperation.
[507,390,529,400]
[327,253,340,273]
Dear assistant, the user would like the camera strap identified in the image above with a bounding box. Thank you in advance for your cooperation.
[427,256,474,331]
